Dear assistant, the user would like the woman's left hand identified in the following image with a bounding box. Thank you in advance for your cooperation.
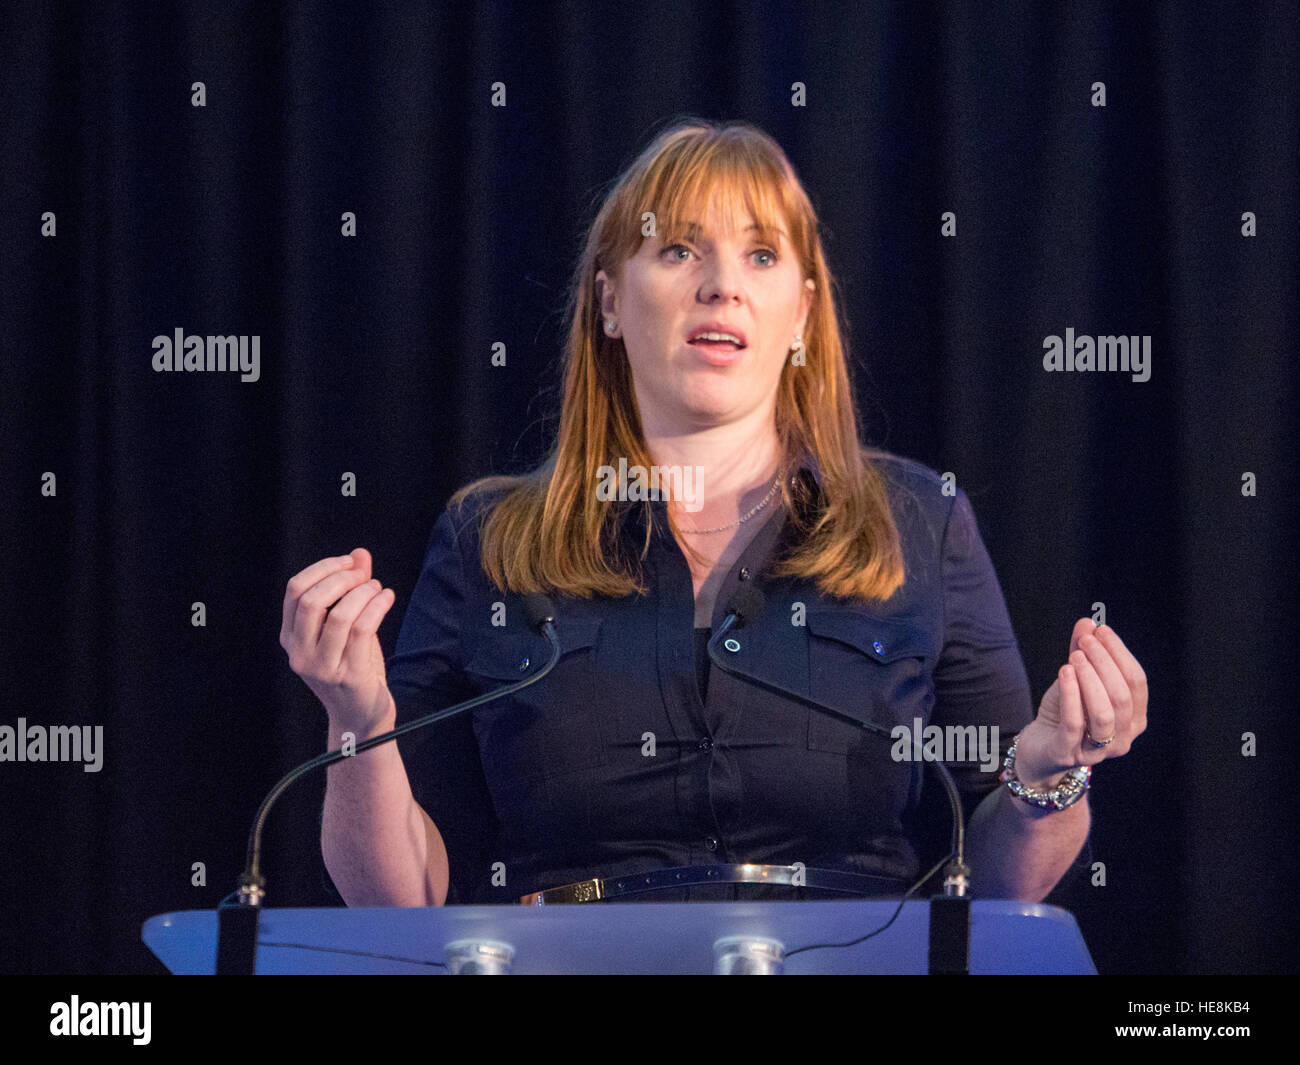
[1012,619,1149,790]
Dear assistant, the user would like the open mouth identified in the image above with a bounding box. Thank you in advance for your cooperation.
[689,337,746,352]
[686,326,748,352]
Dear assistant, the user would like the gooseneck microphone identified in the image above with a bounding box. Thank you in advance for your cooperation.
[708,585,973,974]
[216,593,561,974]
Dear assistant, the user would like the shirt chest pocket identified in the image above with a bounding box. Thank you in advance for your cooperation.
[804,610,934,754]
[463,617,607,788]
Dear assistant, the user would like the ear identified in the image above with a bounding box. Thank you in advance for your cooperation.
[797,276,815,335]
[595,269,618,320]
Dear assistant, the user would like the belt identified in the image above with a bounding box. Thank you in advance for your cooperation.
[519,863,906,905]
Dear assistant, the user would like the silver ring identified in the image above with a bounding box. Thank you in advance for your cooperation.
[1085,730,1115,749]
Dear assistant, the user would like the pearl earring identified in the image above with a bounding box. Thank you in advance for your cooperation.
[604,319,618,336]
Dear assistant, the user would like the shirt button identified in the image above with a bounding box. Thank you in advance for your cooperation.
[697,738,714,751]
[739,567,750,581]
[517,657,530,672]
[704,836,718,852]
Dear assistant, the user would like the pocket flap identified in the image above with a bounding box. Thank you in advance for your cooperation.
[463,615,603,681]
[806,610,931,664]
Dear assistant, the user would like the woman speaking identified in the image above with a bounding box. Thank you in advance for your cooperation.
[281,119,1148,907]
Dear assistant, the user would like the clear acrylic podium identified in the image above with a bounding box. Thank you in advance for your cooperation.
[144,899,1096,974]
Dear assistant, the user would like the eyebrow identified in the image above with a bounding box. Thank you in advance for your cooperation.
[680,221,786,243]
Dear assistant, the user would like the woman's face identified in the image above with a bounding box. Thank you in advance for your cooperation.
[596,199,815,436]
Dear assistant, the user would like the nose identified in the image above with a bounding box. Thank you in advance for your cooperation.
[697,255,743,304]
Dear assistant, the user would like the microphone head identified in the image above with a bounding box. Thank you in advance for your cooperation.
[522,592,558,632]
[729,584,766,627]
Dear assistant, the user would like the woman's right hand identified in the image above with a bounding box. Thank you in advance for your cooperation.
[280,548,399,735]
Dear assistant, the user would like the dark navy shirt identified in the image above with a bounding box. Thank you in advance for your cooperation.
[386,451,1034,904]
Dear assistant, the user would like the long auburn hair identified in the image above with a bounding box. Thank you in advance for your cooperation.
[450,117,905,603]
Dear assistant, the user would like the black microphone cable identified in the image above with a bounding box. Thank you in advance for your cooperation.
[707,586,973,970]
[215,593,560,973]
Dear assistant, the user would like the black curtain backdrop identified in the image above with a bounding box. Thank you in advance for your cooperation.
[1,1,1295,976]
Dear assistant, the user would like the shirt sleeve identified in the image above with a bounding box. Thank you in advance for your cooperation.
[912,487,1036,859]
[386,503,500,905]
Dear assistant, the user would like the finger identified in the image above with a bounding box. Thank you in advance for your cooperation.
[316,579,385,675]
[1070,646,1115,761]
[1056,662,1086,752]
[1095,625,1148,727]
[292,566,375,653]
[281,554,355,646]
[1069,617,1097,657]
[1078,630,1134,753]
[348,547,372,581]
[341,585,397,677]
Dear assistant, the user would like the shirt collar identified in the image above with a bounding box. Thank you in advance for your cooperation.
[789,448,824,491]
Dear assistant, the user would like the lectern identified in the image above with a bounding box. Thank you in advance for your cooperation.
[144,900,1096,974]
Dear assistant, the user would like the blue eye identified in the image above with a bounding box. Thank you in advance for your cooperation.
[662,243,778,266]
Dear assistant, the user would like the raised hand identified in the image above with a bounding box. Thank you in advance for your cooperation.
[279,548,398,735]
[1013,618,1149,789]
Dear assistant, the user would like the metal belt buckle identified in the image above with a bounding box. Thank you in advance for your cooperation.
[520,877,605,906]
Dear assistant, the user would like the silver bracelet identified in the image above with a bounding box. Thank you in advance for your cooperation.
[999,731,1091,811]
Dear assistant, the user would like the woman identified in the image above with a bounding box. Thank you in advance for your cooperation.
[282,119,1148,908]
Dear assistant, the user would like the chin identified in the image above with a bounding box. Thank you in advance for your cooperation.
[683,402,742,426]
